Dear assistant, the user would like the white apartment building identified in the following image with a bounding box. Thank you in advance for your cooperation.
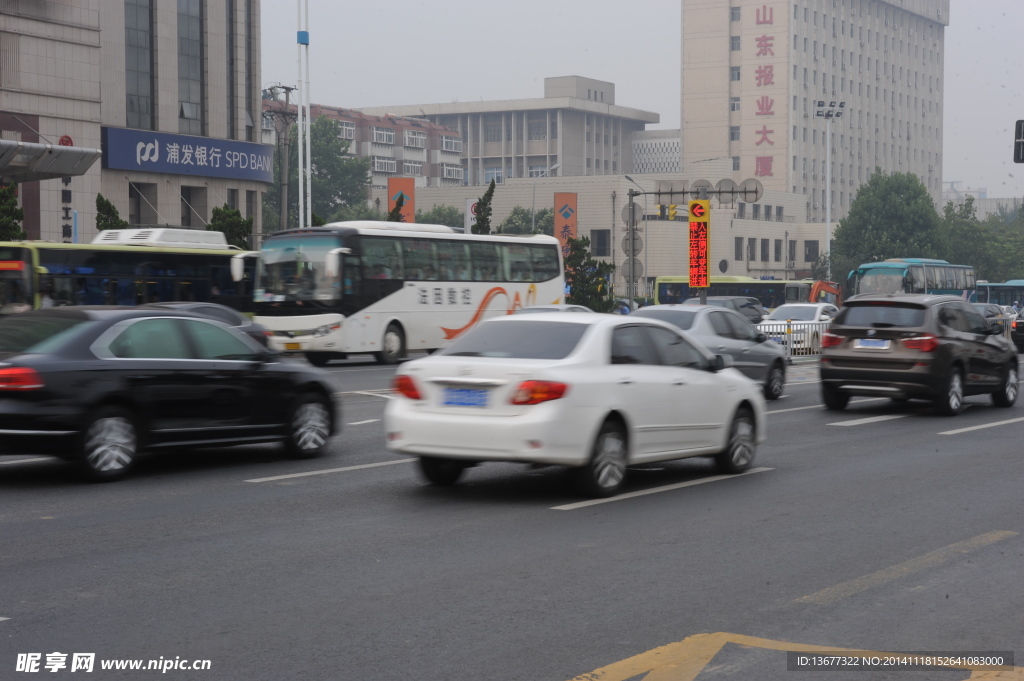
[632,129,683,174]
[681,0,948,223]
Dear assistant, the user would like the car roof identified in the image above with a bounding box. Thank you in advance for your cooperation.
[8,306,202,321]
[483,311,683,331]
[845,293,962,306]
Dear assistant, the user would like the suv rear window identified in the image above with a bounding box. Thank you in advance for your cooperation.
[631,308,697,330]
[0,314,94,354]
[441,320,589,359]
[835,303,926,328]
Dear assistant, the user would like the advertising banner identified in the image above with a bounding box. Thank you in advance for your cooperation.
[388,177,415,223]
[554,192,578,260]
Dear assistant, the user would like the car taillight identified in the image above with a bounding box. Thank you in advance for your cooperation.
[902,334,939,352]
[821,332,844,348]
[1014,320,1018,329]
[510,380,568,405]
[0,367,44,390]
[393,375,422,400]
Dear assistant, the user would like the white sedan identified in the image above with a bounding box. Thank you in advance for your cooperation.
[384,314,767,497]
[757,303,839,354]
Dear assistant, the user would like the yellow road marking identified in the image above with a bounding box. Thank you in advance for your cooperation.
[797,530,1017,605]
[565,631,1022,681]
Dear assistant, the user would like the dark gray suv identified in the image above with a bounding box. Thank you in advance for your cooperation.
[820,294,1018,415]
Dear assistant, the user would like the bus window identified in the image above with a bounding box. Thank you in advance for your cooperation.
[925,266,940,291]
[954,268,965,290]
[435,240,470,281]
[361,237,403,280]
[504,243,532,281]
[470,242,501,282]
[909,266,925,292]
[530,245,559,282]
[402,239,437,281]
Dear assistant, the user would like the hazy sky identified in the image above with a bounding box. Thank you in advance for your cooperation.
[262,0,1024,199]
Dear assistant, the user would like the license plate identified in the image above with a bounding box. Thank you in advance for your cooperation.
[854,338,890,349]
[285,342,301,350]
[442,388,489,408]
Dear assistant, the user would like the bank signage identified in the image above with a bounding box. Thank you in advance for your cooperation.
[101,127,274,183]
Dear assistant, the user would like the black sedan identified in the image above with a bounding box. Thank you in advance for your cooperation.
[0,307,338,480]
[141,301,271,347]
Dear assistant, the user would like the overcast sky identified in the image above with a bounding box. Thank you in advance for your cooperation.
[262,0,1024,199]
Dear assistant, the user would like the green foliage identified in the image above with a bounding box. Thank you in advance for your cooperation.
[564,236,616,312]
[497,206,554,235]
[263,116,371,230]
[938,196,1024,283]
[207,204,252,250]
[333,202,383,222]
[386,194,406,222]
[0,185,25,240]
[415,204,464,228]
[95,193,128,231]
[311,213,327,226]
[472,180,495,234]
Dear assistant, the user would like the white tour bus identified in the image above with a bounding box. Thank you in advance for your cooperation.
[239,221,565,366]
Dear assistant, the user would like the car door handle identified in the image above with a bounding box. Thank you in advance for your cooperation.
[618,378,633,385]
[672,379,687,386]
[717,345,726,351]
[741,348,751,354]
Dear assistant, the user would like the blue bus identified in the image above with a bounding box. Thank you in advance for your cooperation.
[849,258,976,298]
[973,280,1024,306]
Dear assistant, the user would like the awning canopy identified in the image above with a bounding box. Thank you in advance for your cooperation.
[0,138,101,183]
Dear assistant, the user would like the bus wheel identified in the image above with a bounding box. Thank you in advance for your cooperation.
[306,352,332,367]
[376,324,405,365]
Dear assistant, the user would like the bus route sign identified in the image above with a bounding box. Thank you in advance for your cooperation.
[688,200,711,288]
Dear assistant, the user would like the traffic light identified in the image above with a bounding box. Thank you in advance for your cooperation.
[656,204,665,219]
[667,204,677,220]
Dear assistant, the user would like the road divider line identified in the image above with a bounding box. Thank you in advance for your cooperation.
[796,530,1018,605]
[827,414,909,427]
[0,617,9,622]
[939,416,1024,435]
[552,467,773,511]
[767,398,884,415]
[245,458,413,483]
[347,419,380,426]
[0,457,53,466]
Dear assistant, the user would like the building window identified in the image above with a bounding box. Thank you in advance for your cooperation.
[372,127,395,145]
[774,239,782,262]
[177,0,205,135]
[804,240,819,262]
[737,202,746,218]
[730,36,741,51]
[441,136,463,153]
[125,0,154,130]
[776,206,784,221]
[528,165,548,178]
[752,204,760,219]
[730,6,740,21]
[729,126,740,141]
[372,156,397,173]
[730,67,741,81]
[761,238,769,262]
[338,121,355,140]
[730,97,740,112]
[747,238,756,261]
[484,121,502,143]
[484,167,503,184]
[528,115,547,140]
[732,156,740,171]
[592,229,611,257]
[226,188,238,211]
[403,161,422,176]
[735,237,743,260]
[404,130,426,148]
[246,190,257,221]
[789,239,797,264]
[550,117,558,139]
[441,163,463,180]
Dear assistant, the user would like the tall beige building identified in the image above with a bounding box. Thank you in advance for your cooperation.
[681,0,948,224]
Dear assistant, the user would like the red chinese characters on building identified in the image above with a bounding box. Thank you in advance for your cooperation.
[755,65,775,87]
[755,125,775,146]
[755,96,775,116]
[688,222,709,288]
[756,4,774,25]
[755,35,775,57]
[749,6,776,180]
[755,156,774,177]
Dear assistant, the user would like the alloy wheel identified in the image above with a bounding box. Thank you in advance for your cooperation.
[85,417,136,472]
[293,402,329,451]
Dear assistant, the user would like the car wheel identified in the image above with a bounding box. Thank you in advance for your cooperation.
[991,364,1019,408]
[375,324,405,365]
[822,384,849,410]
[716,407,756,474]
[574,420,628,498]
[78,406,139,481]
[418,456,466,486]
[285,393,332,458]
[763,363,785,400]
[306,352,332,367]
[935,366,965,416]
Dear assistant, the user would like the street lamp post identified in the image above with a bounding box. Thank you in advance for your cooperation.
[624,175,648,302]
[531,163,561,233]
[815,100,845,281]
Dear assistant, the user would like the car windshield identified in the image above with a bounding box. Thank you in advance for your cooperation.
[768,306,819,321]
[255,236,339,302]
[835,303,926,328]
[441,320,589,359]
[631,308,697,330]
[0,314,95,354]
[853,267,908,295]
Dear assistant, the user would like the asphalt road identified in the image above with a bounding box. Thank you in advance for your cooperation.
[2,356,1023,680]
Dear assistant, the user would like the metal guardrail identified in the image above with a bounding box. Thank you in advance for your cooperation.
[758,320,832,363]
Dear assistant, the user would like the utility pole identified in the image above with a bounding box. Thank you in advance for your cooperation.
[268,85,297,235]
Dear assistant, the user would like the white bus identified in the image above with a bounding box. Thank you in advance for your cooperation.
[243,222,565,365]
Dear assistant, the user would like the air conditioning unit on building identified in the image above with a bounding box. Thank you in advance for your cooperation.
[787,261,796,268]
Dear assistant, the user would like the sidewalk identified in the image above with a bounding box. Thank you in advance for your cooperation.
[787,359,820,383]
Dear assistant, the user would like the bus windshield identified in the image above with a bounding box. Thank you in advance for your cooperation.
[256,236,340,302]
[0,248,32,314]
[853,267,908,295]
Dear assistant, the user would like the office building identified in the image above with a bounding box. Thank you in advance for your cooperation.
[632,130,683,174]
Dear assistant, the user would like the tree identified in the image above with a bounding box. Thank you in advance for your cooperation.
[472,180,495,234]
[0,185,25,240]
[497,206,554,235]
[95,193,128,230]
[263,116,371,230]
[831,170,940,289]
[564,235,617,312]
[386,194,406,222]
[333,202,383,222]
[415,204,464,228]
[207,204,252,250]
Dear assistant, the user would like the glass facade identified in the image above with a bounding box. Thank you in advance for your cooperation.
[178,0,205,135]
[125,0,154,130]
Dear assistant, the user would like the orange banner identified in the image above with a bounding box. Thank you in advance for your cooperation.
[554,192,577,260]
[387,177,415,223]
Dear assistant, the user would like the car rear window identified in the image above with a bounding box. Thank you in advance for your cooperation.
[768,306,817,321]
[631,308,697,330]
[835,303,926,328]
[684,298,728,308]
[0,315,95,354]
[441,320,589,359]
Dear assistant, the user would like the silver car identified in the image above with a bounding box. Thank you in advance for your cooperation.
[632,304,787,399]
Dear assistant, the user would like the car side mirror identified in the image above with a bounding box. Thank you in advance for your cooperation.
[755,332,768,344]
[819,314,831,321]
[253,349,276,363]
[712,354,732,372]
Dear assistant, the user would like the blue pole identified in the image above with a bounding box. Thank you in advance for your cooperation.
[73,209,78,243]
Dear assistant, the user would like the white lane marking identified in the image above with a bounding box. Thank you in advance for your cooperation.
[245,458,413,483]
[347,419,380,426]
[0,617,9,622]
[0,457,53,466]
[767,398,885,415]
[939,416,1024,436]
[552,467,773,511]
[827,414,910,427]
